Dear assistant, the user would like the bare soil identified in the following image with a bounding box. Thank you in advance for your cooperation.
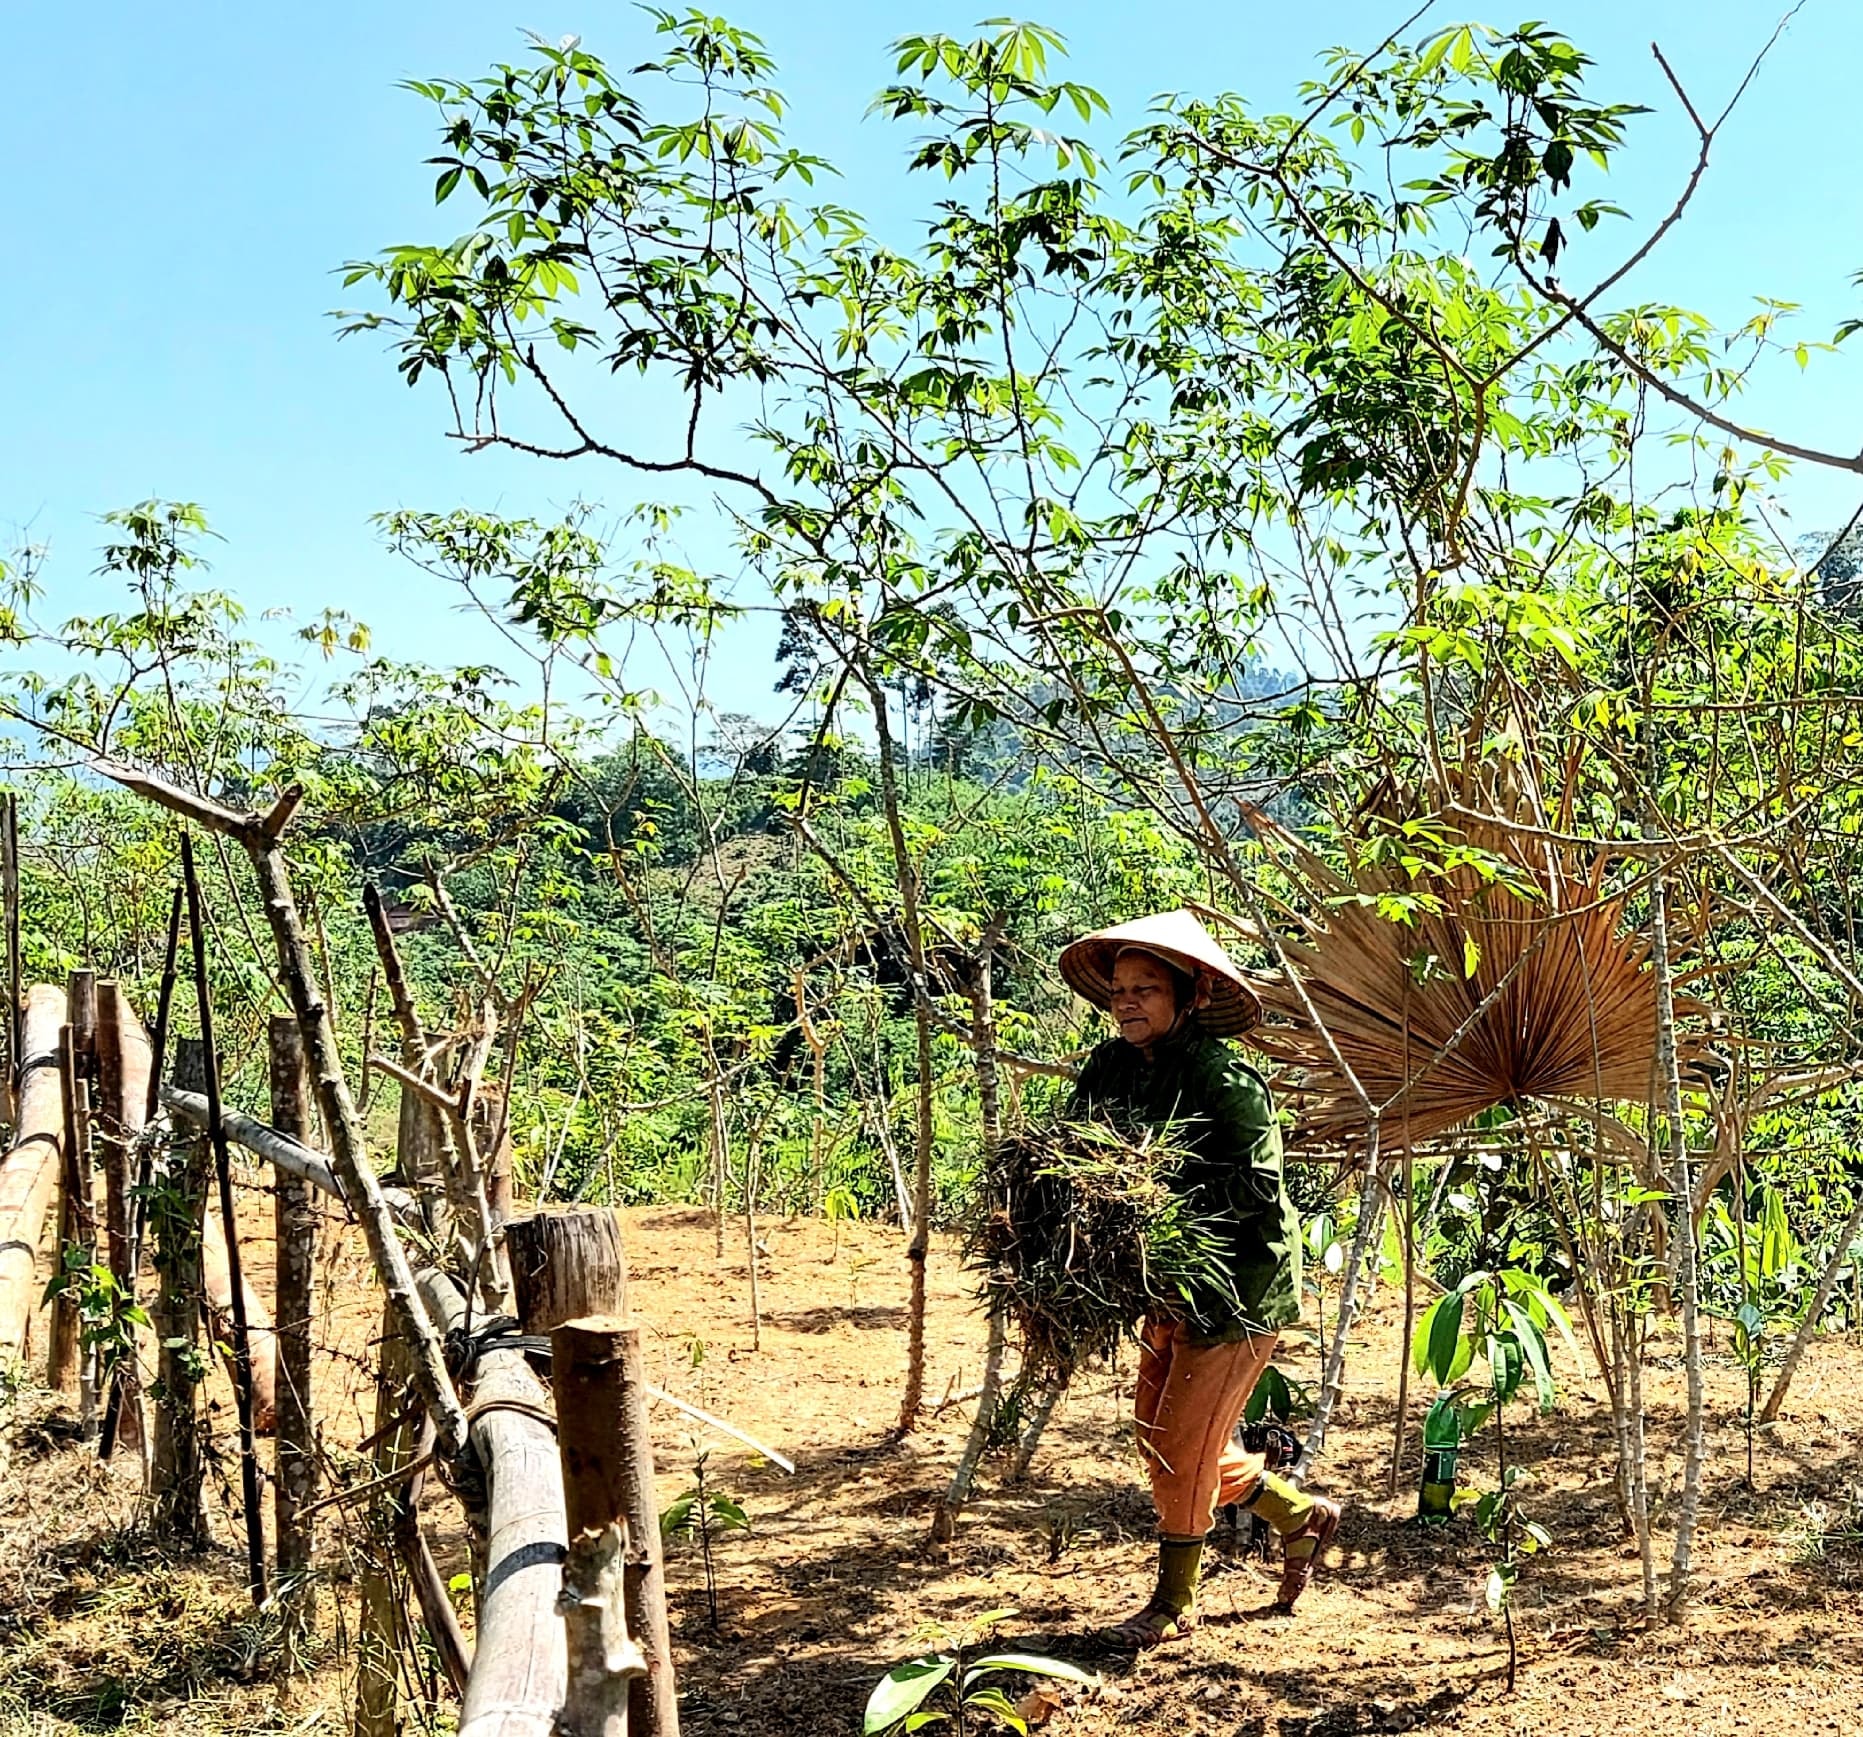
[3,1201,1861,1735]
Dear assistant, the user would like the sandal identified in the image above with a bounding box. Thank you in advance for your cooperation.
[1100,1600,1199,1649]
[1272,1497,1342,1612]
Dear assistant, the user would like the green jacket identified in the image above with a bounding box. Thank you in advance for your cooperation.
[1067,1024,1302,1343]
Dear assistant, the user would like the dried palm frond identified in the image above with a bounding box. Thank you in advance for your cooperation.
[1236,771,1713,1153]
[966,1124,1240,1377]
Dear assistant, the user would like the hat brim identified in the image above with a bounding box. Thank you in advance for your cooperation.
[1060,923,1263,1039]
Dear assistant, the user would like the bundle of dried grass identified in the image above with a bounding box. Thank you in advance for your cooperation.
[1238,768,1714,1152]
[967,1123,1240,1376]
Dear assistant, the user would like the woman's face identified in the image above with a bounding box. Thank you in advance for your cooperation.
[1109,953,1182,1050]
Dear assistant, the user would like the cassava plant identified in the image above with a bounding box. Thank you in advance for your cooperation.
[1414,1268,1574,1693]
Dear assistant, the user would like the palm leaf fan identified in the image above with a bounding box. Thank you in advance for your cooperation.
[1237,777,1715,1152]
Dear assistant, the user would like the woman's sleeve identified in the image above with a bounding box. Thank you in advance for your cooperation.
[1204,1057,1283,1215]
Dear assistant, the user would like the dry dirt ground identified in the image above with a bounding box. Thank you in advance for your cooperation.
[3,1202,1861,1736]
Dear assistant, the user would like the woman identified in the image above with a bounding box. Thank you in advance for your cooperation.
[1060,909,1341,1647]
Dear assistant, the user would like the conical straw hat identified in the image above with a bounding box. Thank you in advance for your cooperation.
[1059,909,1262,1038]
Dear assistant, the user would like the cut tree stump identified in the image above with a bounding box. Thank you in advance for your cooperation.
[506,1208,628,1333]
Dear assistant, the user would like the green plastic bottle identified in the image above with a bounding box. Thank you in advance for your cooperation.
[1417,1393,1460,1523]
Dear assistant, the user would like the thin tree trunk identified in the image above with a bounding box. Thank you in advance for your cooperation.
[1009,1372,1067,1483]
[95,982,150,1461]
[1297,1153,1385,1479]
[1760,1184,1863,1422]
[856,660,939,1438]
[931,921,1006,1538]
[1652,869,1706,1618]
[708,1064,729,1263]
[270,1014,319,1669]
[49,1024,90,1405]
[745,1131,763,1353]
[183,833,267,1604]
[152,1038,212,1550]
[89,766,470,1458]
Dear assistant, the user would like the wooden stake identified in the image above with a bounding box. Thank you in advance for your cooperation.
[554,1316,677,1737]
[507,1208,628,1333]
[182,831,267,1604]
[152,1037,212,1550]
[270,1014,319,1666]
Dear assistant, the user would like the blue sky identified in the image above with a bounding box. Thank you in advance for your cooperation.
[6,1,1862,726]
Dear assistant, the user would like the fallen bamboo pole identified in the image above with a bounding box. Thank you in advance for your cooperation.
[162,1088,417,1227]
[417,1267,568,1737]
[0,985,67,1363]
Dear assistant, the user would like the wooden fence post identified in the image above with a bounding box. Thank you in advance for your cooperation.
[95,983,151,1459]
[511,1210,676,1737]
[553,1318,653,1737]
[269,1014,319,1666]
[152,1037,212,1549]
[507,1208,628,1332]
[355,1305,416,1737]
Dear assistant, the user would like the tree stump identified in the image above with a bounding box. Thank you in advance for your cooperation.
[506,1208,628,1333]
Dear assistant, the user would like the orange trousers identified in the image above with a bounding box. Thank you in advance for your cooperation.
[1133,1318,1279,1537]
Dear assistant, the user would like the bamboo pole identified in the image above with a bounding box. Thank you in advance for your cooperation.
[417,1268,568,1737]
[0,985,67,1363]
[90,760,469,1458]
[182,833,267,1604]
[270,1014,319,1666]
[1,791,19,1127]
[162,1088,419,1227]
[152,1037,212,1550]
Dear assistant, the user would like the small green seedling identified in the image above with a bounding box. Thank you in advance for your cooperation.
[863,1608,1097,1736]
